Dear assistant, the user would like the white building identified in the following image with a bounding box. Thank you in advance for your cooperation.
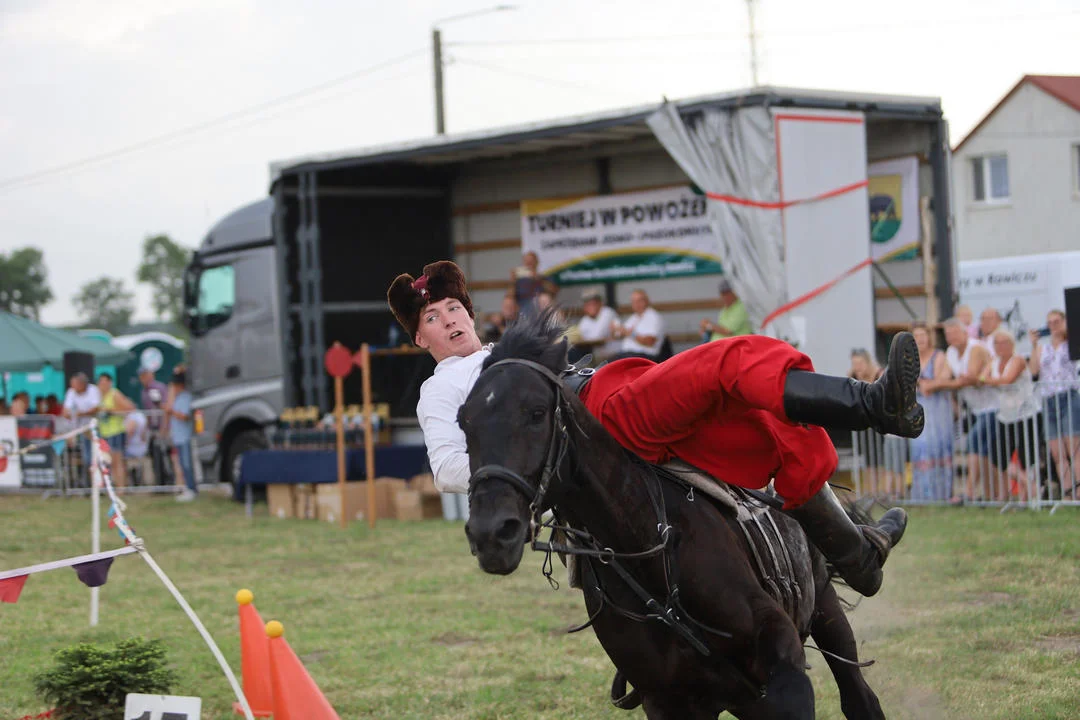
[953,75,1080,261]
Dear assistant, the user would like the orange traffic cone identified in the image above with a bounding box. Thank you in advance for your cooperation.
[233,589,274,717]
[266,620,340,720]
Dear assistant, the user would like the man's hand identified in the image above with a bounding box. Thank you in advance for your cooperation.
[1028,329,1041,348]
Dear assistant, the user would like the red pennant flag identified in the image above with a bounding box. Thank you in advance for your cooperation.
[0,575,28,603]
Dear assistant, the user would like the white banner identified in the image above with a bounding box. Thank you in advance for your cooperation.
[868,156,920,262]
[0,416,22,488]
[959,254,1058,357]
[520,185,722,285]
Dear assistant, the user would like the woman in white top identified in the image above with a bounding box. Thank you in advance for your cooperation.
[1028,309,1080,498]
[981,330,1040,501]
[942,318,995,502]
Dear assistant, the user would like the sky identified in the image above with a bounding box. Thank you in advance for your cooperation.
[1,0,1078,327]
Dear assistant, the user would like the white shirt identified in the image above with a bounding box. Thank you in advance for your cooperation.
[125,411,150,458]
[415,348,491,494]
[63,385,102,428]
[946,342,995,414]
[620,307,664,356]
[577,306,620,357]
[1037,340,1079,396]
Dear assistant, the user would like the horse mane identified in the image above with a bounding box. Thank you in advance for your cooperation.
[483,306,569,374]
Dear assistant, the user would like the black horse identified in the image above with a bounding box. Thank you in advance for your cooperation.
[460,313,885,720]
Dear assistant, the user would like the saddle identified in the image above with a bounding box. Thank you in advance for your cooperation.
[556,358,804,622]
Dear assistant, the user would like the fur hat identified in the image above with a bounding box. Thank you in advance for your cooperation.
[387,260,474,341]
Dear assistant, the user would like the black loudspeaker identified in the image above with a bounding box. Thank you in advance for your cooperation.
[1065,286,1080,361]
[62,351,95,389]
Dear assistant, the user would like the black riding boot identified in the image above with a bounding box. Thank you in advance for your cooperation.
[782,331,925,439]
[786,484,907,596]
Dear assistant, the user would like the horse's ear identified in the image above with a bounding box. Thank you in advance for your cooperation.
[541,336,569,372]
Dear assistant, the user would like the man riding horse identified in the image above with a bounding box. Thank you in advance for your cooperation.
[388,261,923,597]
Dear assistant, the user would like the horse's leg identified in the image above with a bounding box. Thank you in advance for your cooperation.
[810,582,885,720]
[728,610,815,720]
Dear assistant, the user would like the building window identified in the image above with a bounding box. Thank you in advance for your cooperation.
[971,154,1009,202]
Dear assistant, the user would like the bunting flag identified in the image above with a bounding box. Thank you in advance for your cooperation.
[0,546,138,604]
[0,575,28,603]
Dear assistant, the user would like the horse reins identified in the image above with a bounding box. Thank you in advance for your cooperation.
[468,359,737,662]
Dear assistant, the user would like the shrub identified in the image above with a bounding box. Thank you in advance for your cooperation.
[33,637,178,720]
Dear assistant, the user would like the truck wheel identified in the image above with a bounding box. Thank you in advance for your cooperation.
[224,429,268,486]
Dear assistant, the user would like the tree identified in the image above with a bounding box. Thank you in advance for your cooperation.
[136,234,190,324]
[0,247,53,321]
[72,276,135,334]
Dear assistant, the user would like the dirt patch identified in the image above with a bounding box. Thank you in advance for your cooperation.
[1034,634,1080,655]
[897,685,953,720]
[1061,607,1079,620]
[432,632,478,646]
[962,591,1016,607]
[300,649,331,663]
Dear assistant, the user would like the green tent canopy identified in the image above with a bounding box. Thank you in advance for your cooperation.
[0,312,132,373]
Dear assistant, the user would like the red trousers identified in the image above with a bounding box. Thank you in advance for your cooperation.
[579,336,838,508]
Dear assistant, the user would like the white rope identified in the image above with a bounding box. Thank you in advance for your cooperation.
[86,422,257,720]
[0,421,94,459]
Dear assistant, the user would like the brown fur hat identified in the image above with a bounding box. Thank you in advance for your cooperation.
[387,260,474,341]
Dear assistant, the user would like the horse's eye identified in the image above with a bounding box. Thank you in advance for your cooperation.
[530,407,546,424]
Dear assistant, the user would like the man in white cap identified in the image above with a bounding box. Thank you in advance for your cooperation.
[701,276,752,342]
[574,287,620,361]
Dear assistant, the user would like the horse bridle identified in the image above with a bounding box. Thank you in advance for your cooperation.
[467,358,574,532]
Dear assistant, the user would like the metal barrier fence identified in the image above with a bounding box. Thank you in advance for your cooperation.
[2,411,202,496]
[850,382,1080,513]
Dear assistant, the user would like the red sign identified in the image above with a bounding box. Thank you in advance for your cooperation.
[324,343,354,379]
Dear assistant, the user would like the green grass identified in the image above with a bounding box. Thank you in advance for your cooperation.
[1,495,1078,719]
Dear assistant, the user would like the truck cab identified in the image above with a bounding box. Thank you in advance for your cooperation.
[182,198,283,485]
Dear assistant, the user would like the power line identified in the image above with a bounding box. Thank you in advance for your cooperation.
[452,57,636,101]
[0,49,428,194]
[449,10,1079,47]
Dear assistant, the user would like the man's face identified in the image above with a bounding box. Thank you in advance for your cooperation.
[501,296,518,320]
[944,324,966,348]
[980,309,1000,336]
[583,298,602,318]
[630,291,648,315]
[414,297,482,362]
[523,252,539,272]
[72,376,87,393]
[139,371,154,387]
[720,290,737,308]
[993,334,1012,358]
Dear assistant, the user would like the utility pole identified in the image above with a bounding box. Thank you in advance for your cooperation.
[433,28,445,134]
[746,0,760,87]
[431,5,516,136]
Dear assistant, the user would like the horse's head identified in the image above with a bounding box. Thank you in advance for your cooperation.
[460,309,572,575]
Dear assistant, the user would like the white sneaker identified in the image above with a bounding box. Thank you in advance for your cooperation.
[176,489,197,502]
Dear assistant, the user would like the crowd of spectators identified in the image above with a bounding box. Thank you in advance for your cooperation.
[853,305,1078,504]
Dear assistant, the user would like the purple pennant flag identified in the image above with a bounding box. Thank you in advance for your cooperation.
[72,556,115,588]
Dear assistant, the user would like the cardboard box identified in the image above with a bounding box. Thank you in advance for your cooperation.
[315,478,408,524]
[410,473,440,497]
[294,484,316,520]
[421,494,444,520]
[267,484,295,519]
[315,482,367,524]
[394,489,423,521]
